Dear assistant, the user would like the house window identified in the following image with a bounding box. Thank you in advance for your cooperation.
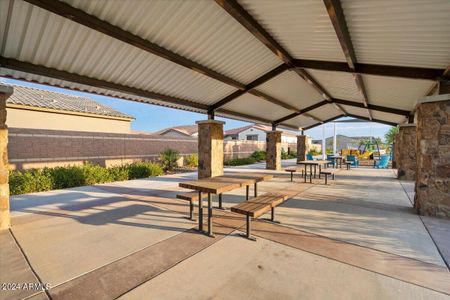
[246,134,258,141]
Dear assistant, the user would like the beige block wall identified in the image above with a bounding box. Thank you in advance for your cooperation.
[7,107,131,134]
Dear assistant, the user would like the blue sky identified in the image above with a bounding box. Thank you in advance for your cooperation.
[2,78,392,140]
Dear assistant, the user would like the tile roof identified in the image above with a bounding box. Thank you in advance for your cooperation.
[224,124,299,137]
[6,84,133,119]
[155,125,198,136]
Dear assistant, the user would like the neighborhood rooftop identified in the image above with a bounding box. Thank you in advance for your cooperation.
[5,84,134,119]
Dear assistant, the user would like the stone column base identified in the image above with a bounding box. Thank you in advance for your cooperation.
[297,135,307,162]
[414,97,450,219]
[266,131,282,170]
[197,120,224,179]
[0,85,12,230]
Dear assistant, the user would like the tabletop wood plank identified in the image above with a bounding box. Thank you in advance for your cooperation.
[179,176,253,194]
[224,173,274,182]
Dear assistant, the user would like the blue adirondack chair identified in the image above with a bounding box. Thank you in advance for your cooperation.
[374,155,390,169]
[346,155,359,167]
[306,153,314,160]
[326,154,336,167]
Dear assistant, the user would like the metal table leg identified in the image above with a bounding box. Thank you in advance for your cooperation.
[304,165,307,183]
[207,193,214,237]
[310,165,313,183]
[246,185,249,200]
[314,165,317,178]
[319,164,321,179]
[198,191,203,232]
[218,193,223,209]
[254,183,257,197]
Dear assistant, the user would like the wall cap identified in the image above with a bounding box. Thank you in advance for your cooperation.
[399,124,416,128]
[417,94,450,105]
[0,84,14,96]
[196,120,225,125]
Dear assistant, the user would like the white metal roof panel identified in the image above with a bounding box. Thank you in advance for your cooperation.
[222,93,292,122]
[371,110,407,125]
[339,105,370,119]
[306,69,364,103]
[281,114,319,129]
[0,69,205,113]
[2,0,236,106]
[62,0,282,85]
[238,0,346,62]
[308,103,342,121]
[342,0,450,68]
[256,70,323,109]
[363,75,434,111]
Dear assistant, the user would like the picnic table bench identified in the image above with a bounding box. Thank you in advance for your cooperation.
[320,168,336,185]
[231,192,289,240]
[178,173,273,237]
[176,191,206,220]
[284,167,305,181]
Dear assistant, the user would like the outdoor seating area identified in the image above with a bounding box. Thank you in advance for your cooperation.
[2,161,450,299]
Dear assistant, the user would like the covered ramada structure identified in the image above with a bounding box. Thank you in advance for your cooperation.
[0,1,450,297]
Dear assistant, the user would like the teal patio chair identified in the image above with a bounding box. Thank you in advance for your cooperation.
[374,155,390,169]
[326,154,335,168]
[346,155,359,167]
[306,153,314,160]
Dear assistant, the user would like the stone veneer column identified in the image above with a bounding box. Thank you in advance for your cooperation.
[0,85,12,230]
[414,95,450,218]
[266,131,282,170]
[196,120,224,179]
[297,135,307,162]
[397,124,417,180]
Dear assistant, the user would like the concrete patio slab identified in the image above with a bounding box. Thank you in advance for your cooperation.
[259,168,446,267]
[3,162,449,300]
[10,195,196,287]
[0,230,42,300]
[119,233,449,300]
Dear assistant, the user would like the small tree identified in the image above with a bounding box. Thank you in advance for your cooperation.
[384,126,399,144]
[159,148,180,172]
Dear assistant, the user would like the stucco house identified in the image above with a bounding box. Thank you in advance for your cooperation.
[5,84,134,133]
[154,125,198,138]
[224,124,300,143]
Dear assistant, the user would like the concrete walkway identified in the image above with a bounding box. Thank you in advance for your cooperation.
[1,161,449,300]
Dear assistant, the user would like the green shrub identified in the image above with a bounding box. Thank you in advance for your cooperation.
[9,169,53,195]
[224,157,257,166]
[250,150,266,161]
[49,166,85,189]
[184,154,198,168]
[128,162,163,179]
[82,163,113,185]
[9,161,164,195]
[308,149,321,156]
[109,166,129,181]
[159,148,180,172]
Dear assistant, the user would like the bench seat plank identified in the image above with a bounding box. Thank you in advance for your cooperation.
[231,193,288,218]
[176,191,205,201]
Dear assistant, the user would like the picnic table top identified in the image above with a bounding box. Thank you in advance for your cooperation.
[179,173,272,194]
[297,160,329,165]
[225,172,273,182]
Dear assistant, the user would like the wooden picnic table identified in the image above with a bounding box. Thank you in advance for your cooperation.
[179,173,273,237]
[297,160,329,183]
